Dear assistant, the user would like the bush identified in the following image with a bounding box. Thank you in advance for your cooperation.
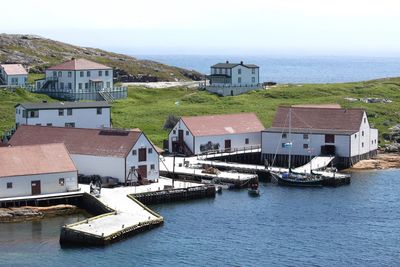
[163,114,180,130]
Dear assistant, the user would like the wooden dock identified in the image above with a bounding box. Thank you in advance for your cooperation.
[60,178,211,246]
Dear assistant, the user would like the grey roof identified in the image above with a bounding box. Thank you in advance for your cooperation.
[263,127,358,136]
[16,101,111,110]
[211,63,259,69]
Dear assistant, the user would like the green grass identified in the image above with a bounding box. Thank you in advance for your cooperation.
[28,73,45,84]
[1,78,400,146]
[111,78,400,146]
[0,89,54,135]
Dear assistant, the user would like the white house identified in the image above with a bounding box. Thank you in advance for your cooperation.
[205,61,261,96]
[9,125,160,184]
[15,101,111,129]
[0,64,28,86]
[34,58,127,101]
[261,105,379,168]
[0,143,78,199]
[168,113,265,155]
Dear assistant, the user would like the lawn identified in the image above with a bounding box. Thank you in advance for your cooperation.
[112,78,400,146]
[1,78,399,146]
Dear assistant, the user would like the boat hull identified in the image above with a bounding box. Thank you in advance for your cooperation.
[271,172,323,187]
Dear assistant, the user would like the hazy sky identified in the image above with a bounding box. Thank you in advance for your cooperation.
[2,0,400,56]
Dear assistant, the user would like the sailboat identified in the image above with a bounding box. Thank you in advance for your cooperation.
[271,108,324,187]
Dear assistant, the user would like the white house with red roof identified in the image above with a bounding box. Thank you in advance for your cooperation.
[0,143,78,199]
[261,105,378,168]
[9,126,159,185]
[168,113,265,155]
[35,58,127,101]
[0,64,28,86]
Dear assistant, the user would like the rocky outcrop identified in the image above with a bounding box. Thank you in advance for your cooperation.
[0,34,203,82]
[0,204,80,223]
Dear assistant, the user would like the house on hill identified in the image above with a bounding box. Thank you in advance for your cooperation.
[0,64,28,86]
[0,143,78,199]
[168,113,265,155]
[9,125,159,184]
[15,101,111,129]
[261,106,379,168]
[204,61,261,96]
[34,58,127,101]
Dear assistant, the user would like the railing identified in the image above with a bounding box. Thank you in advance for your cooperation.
[197,145,261,160]
[206,83,262,88]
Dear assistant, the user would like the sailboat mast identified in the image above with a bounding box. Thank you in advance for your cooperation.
[288,107,292,171]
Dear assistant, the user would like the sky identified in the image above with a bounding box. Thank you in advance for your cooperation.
[1,0,400,56]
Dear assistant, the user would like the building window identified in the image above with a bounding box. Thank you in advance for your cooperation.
[148,148,153,154]
[150,164,155,170]
[362,142,364,148]
[97,108,102,115]
[354,134,357,139]
[22,110,27,118]
[60,82,64,90]
[59,178,65,186]
[303,144,309,149]
[282,133,287,139]
[53,71,57,77]
[80,71,84,77]
[47,123,53,126]
[87,71,91,77]
[245,138,249,145]
[362,131,364,136]
[65,122,75,127]
[252,68,255,74]
[58,71,62,77]
[68,71,72,78]
[281,143,286,148]
[58,109,64,116]
[99,71,103,76]
[186,131,189,136]
[29,110,39,118]
[67,83,72,90]
[303,134,309,139]
[252,77,255,83]
[132,150,137,156]
[238,69,241,74]
[78,83,82,90]
[325,134,335,144]
[7,182,12,189]
[67,108,72,116]
[238,77,242,83]
[173,130,176,134]
[106,82,110,88]
[105,70,109,76]
[364,118,366,123]
[85,83,89,89]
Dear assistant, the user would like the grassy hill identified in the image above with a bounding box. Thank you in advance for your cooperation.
[0,34,202,82]
[1,78,399,146]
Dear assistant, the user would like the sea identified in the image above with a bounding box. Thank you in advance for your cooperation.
[137,55,400,84]
[1,170,400,266]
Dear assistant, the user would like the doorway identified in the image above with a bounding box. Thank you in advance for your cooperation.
[31,180,41,195]
[138,165,147,179]
[225,139,231,152]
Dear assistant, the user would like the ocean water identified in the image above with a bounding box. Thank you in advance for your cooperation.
[1,170,400,266]
[137,55,400,84]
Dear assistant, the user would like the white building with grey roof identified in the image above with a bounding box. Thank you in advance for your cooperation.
[205,61,261,96]
[15,101,111,129]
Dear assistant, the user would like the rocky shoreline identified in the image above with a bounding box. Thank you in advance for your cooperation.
[351,152,400,170]
[0,204,81,223]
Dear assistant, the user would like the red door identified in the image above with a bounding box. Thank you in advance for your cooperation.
[139,148,147,162]
[31,180,41,195]
[138,165,147,179]
[178,130,184,143]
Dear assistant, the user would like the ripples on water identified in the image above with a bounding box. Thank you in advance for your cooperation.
[0,170,399,266]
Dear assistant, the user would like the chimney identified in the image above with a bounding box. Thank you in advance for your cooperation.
[240,61,243,65]
[226,60,229,64]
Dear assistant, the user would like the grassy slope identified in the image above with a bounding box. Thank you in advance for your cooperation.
[112,78,400,146]
[0,89,54,135]
[1,78,399,146]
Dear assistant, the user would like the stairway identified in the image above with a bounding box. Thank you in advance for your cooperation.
[98,90,115,103]
[0,75,5,85]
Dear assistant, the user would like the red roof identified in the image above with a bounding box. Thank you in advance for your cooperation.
[181,113,264,136]
[270,106,365,132]
[9,125,142,158]
[0,143,76,178]
[0,64,28,75]
[47,58,112,71]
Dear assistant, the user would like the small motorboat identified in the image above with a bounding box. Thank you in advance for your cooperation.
[248,180,260,196]
[216,186,223,194]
